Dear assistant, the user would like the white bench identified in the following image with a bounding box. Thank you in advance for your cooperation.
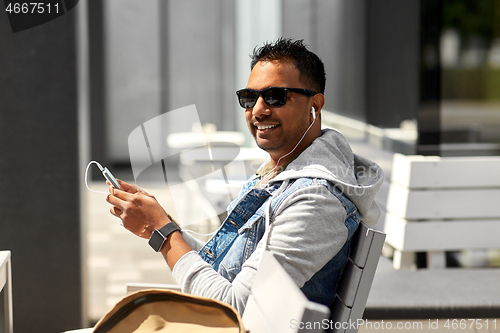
[0,251,13,333]
[383,153,500,269]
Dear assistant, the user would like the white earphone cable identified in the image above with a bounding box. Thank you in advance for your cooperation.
[85,161,123,226]
[261,109,317,183]
[182,229,217,237]
[85,160,219,234]
[85,161,108,195]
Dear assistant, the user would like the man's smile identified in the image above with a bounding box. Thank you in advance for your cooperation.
[255,124,278,130]
[253,123,280,134]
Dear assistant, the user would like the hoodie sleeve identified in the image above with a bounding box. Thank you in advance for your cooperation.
[171,250,256,315]
[172,183,348,314]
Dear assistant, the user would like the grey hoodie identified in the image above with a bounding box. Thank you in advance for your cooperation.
[172,128,384,314]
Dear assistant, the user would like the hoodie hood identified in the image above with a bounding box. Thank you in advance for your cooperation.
[269,128,384,225]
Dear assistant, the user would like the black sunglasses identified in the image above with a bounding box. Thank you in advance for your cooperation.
[236,87,317,109]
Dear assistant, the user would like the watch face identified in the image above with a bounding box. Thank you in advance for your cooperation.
[148,230,165,252]
[149,224,180,252]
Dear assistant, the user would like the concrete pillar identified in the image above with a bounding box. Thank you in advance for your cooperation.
[0,7,83,333]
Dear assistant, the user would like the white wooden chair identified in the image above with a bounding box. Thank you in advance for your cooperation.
[0,251,13,333]
[66,223,384,333]
[243,223,385,333]
[328,223,385,333]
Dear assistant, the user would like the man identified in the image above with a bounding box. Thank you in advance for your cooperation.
[106,38,383,315]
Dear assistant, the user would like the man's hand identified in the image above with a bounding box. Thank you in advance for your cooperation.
[106,180,171,239]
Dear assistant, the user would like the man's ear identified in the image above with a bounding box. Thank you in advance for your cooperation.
[311,93,325,114]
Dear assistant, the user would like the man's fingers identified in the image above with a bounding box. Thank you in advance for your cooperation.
[106,193,128,209]
[110,206,122,217]
[116,179,141,193]
[109,185,139,202]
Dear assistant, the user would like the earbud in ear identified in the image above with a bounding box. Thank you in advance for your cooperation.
[311,107,316,120]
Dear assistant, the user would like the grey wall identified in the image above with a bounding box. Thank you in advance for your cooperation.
[0,8,83,333]
[99,0,422,162]
[102,0,237,164]
[365,0,420,128]
[104,0,162,162]
[283,0,367,122]
[283,0,419,129]
[166,0,236,126]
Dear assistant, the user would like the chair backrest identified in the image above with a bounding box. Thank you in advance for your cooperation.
[242,222,385,333]
[328,223,386,333]
[242,251,330,333]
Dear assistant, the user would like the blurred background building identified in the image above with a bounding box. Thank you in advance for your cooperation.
[95,0,500,176]
[2,0,500,331]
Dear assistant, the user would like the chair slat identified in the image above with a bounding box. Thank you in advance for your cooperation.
[337,259,363,308]
[348,230,385,326]
[329,224,386,333]
[349,224,374,268]
[328,296,351,333]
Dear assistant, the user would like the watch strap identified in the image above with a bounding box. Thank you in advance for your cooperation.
[148,223,181,252]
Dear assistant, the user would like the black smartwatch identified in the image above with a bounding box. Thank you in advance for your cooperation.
[148,223,181,252]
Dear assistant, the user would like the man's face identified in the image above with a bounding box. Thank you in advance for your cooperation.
[244,61,313,158]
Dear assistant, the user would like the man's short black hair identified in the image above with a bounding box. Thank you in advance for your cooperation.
[250,38,326,94]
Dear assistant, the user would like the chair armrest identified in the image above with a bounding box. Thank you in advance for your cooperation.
[126,282,182,295]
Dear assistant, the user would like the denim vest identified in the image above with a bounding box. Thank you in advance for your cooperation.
[198,175,361,306]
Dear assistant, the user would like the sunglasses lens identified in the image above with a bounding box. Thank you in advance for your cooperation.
[236,88,288,108]
[237,89,258,108]
[263,88,287,107]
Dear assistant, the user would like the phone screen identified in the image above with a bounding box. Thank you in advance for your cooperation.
[102,168,120,189]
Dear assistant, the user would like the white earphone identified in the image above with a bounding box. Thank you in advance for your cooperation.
[261,106,317,183]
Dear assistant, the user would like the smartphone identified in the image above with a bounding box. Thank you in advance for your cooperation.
[102,167,120,189]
